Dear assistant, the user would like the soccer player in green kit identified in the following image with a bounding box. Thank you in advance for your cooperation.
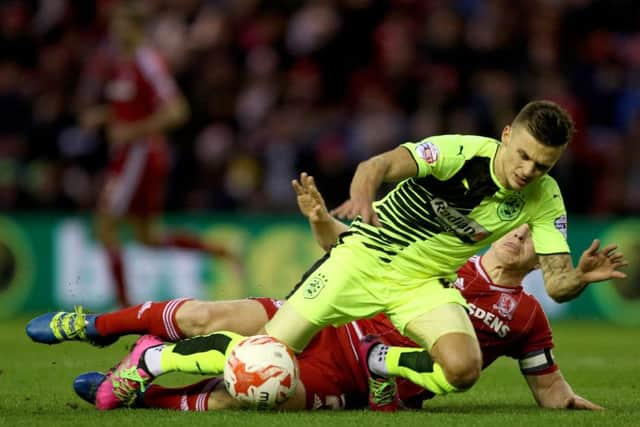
[76,100,627,408]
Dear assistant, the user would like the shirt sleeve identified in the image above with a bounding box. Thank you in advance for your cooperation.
[401,135,468,180]
[529,177,570,255]
[515,301,558,376]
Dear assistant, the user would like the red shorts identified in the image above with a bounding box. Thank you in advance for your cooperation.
[99,137,170,217]
[254,298,369,410]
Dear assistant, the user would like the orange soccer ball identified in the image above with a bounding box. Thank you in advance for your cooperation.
[223,335,299,409]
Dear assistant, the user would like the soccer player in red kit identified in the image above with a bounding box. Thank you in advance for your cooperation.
[28,174,618,410]
[77,3,238,306]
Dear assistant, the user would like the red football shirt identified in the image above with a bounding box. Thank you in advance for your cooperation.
[105,45,178,123]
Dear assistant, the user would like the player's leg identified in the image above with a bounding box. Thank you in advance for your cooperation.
[129,212,246,292]
[366,282,481,395]
[26,298,270,345]
[75,372,305,411]
[131,377,306,411]
[96,145,149,307]
[128,144,238,263]
[130,214,237,259]
[93,242,384,408]
[73,372,232,410]
[139,298,279,377]
[133,330,348,411]
[94,332,246,410]
[95,211,128,307]
[266,243,385,352]
[144,366,308,411]
[144,378,246,411]
[401,304,481,391]
[159,242,381,377]
[175,298,272,336]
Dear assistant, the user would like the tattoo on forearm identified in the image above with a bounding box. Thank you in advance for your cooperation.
[539,254,583,301]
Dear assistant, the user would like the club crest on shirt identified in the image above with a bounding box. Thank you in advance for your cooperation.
[415,141,440,164]
[303,272,328,299]
[493,293,517,320]
[497,194,525,221]
[554,215,568,239]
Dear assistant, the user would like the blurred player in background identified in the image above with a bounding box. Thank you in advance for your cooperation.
[77,2,239,306]
[28,173,614,411]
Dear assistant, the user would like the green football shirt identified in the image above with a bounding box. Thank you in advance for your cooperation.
[346,134,570,279]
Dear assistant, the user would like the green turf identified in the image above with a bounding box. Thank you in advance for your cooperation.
[1,317,638,426]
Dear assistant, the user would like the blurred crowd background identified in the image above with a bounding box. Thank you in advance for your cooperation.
[1,0,639,215]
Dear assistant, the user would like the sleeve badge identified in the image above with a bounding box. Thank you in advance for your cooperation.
[415,141,440,164]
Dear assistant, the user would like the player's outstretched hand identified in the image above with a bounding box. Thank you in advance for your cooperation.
[330,198,381,227]
[565,394,604,410]
[292,173,331,223]
[577,239,628,284]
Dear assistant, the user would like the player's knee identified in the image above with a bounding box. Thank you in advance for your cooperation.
[175,300,229,336]
[441,353,481,390]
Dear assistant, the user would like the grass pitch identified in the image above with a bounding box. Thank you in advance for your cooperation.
[0,317,638,427]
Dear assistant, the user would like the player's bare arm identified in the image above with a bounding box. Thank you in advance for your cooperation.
[109,93,190,145]
[330,146,418,226]
[539,241,627,303]
[525,370,603,410]
[293,172,347,251]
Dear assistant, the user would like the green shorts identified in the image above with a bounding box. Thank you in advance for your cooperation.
[287,236,467,336]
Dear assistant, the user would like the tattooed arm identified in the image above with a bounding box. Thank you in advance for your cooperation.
[539,240,628,303]
[539,254,584,302]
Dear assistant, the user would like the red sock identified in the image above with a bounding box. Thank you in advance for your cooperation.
[94,298,191,341]
[106,247,128,306]
[142,378,221,411]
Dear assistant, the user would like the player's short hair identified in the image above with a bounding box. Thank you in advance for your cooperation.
[112,1,147,28]
[512,100,575,147]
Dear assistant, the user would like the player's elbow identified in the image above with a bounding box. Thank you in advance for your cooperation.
[547,287,570,304]
[545,281,570,303]
[550,294,568,304]
[358,154,391,179]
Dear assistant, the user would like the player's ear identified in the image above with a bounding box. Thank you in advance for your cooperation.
[501,125,511,145]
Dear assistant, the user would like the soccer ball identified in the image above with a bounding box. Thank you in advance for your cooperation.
[223,335,299,409]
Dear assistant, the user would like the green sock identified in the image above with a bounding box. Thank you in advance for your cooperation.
[158,331,244,375]
[385,346,458,395]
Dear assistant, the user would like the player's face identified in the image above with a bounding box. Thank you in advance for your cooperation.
[497,125,566,191]
[492,224,538,270]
